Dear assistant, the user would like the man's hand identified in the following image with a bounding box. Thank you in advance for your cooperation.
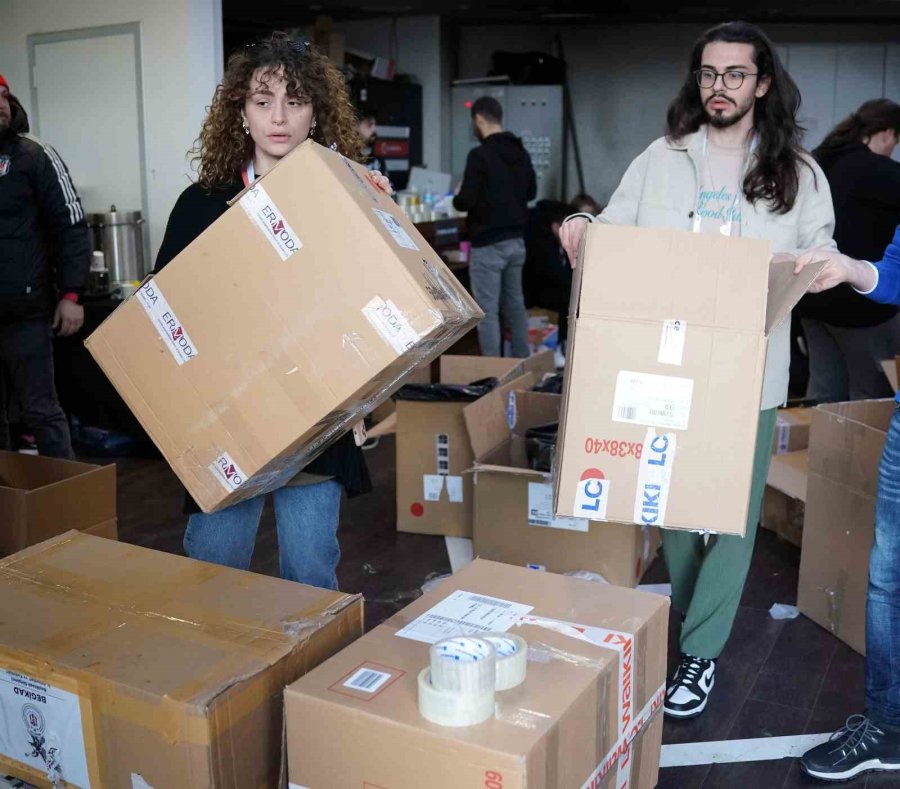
[53,299,84,337]
[559,217,590,269]
[793,249,877,294]
[365,170,393,195]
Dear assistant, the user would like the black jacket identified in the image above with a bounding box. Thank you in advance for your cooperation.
[0,95,90,323]
[453,131,537,247]
[800,142,900,328]
[155,181,372,513]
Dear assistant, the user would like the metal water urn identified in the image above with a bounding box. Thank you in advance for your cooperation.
[87,205,146,286]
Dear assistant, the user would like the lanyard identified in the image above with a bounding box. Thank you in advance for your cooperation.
[242,160,255,187]
[692,129,752,237]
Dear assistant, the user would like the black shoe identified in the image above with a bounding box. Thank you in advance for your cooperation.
[801,714,900,782]
[664,653,716,719]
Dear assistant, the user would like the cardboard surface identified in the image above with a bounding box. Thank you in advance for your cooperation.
[0,532,362,788]
[554,224,824,535]
[761,488,805,548]
[87,140,482,513]
[82,518,119,541]
[285,559,668,789]
[395,353,553,538]
[0,452,116,558]
[766,449,809,502]
[773,408,813,454]
[467,390,660,586]
[798,400,893,655]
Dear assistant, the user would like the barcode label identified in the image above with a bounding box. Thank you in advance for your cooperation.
[617,405,637,421]
[612,371,694,431]
[395,590,533,644]
[343,667,392,693]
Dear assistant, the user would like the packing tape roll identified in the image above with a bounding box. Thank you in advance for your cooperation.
[429,636,496,695]
[417,668,495,727]
[483,632,528,691]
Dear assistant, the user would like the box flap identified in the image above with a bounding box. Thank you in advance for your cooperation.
[578,224,771,333]
[463,373,537,460]
[765,256,827,335]
[439,355,522,385]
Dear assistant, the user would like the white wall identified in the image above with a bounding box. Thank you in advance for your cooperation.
[458,23,900,204]
[0,0,222,261]
[336,14,448,171]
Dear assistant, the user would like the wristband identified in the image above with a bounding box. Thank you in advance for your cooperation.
[62,293,80,304]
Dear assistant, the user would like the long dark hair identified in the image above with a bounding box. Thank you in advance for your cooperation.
[666,21,806,214]
[815,99,900,156]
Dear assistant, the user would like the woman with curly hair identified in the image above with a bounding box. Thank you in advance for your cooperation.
[153,32,391,589]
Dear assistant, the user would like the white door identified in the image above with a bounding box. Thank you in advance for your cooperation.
[30,28,145,220]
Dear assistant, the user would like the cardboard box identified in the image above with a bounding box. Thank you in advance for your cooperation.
[466,389,660,585]
[0,531,362,787]
[880,357,899,392]
[285,559,668,789]
[554,225,823,535]
[762,450,808,547]
[773,408,813,454]
[87,140,482,513]
[0,452,115,557]
[396,352,555,537]
[82,517,119,541]
[798,400,893,655]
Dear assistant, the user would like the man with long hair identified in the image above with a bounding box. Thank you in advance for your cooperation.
[560,21,835,719]
[798,99,900,403]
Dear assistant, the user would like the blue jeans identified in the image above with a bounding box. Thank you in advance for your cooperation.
[469,238,529,358]
[867,406,900,726]
[184,480,342,589]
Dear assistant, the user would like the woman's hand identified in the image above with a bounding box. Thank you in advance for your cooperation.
[793,248,876,294]
[559,217,589,269]
[366,170,393,195]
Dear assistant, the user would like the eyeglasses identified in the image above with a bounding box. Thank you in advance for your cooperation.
[244,38,311,55]
[694,68,759,90]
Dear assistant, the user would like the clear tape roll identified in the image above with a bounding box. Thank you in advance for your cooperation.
[417,668,496,727]
[429,636,496,695]
[483,632,528,691]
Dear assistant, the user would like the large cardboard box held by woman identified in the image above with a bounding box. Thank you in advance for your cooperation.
[0,531,362,788]
[86,140,482,513]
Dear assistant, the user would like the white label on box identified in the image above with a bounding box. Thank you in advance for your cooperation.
[435,433,449,475]
[395,590,534,644]
[658,319,687,366]
[572,469,610,520]
[612,371,694,431]
[363,297,420,354]
[423,474,444,501]
[372,207,419,250]
[528,482,590,532]
[136,281,198,365]
[776,417,789,454]
[446,476,464,503]
[239,183,302,261]
[0,669,91,788]
[209,451,247,493]
[342,667,392,694]
[132,775,154,789]
[633,429,677,527]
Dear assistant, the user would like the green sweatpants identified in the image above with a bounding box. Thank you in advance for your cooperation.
[661,407,778,659]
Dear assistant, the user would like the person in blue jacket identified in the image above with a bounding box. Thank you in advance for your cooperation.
[794,226,900,782]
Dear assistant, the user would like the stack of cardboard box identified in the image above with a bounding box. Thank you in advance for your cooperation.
[762,408,812,547]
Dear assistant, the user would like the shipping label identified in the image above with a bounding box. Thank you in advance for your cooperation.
[239,183,302,260]
[423,474,444,501]
[573,468,610,520]
[395,590,533,644]
[0,669,91,788]
[363,297,420,354]
[658,319,687,366]
[372,208,419,250]
[633,429,677,527]
[612,371,694,431]
[209,451,247,493]
[445,476,464,503]
[136,282,197,365]
[528,482,589,532]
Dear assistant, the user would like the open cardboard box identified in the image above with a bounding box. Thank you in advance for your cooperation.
[554,225,824,536]
[464,389,660,586]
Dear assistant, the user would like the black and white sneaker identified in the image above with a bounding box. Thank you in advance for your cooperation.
[664,654,716,719]
[801,714,900,782]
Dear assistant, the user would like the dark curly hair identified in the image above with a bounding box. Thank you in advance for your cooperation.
[666,21,808,214]
[193,32,364,188]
